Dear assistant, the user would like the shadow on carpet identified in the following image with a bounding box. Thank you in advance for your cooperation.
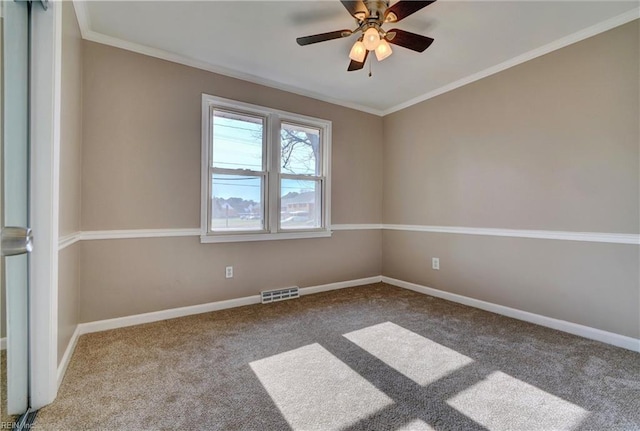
[35,283,640,431]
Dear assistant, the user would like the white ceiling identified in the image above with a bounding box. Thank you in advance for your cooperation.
[77,1,639,115]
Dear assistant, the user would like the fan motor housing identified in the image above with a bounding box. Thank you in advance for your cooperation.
[363,0,390,22]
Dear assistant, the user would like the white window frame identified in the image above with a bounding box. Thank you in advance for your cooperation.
[200,94,332,243]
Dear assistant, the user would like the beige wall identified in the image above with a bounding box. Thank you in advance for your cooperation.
[77,20,638,339]
[383,231,639,338]
[382,21,640,337]
[59,4,83,239]
[58,2,83,364]
[80,231,380,322]
[81,42,383,230]
[79,42,384,322]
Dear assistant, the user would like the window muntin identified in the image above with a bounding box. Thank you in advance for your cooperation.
[202,95,331,242]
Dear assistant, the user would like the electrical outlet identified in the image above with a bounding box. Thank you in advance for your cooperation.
[432,258,440,270]
[225,266,233,278]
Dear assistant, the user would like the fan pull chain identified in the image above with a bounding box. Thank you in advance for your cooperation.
[369,60,372,78]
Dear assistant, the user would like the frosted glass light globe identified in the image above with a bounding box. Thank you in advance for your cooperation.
[363,27,381,51]
[375,39,392,61]
[349,40,367,62]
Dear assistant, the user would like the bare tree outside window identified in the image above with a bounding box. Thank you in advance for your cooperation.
[280,124,320,176]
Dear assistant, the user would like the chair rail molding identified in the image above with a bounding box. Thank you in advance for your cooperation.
[60,225,639,246]
[383,224,640,245]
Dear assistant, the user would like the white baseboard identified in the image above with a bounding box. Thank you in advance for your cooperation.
[0,337,5,351]
[78,295,260,336]
[381,276,640,353]
[57,325,80,388]
[299,276,381,296]
[57,277,380,386]
[77,276,381,337]
[58,273,637,391]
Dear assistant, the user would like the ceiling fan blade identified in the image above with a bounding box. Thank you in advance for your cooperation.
[385,29,434,52]
[341,1,369,20]
[347,50,369,71]
[296,30,352,46]
[384,1,436,23]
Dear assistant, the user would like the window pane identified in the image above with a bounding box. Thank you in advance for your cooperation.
[211,174,263,231]
[280,122,321,176]
[280,179,321,230]
[212,109,263,171]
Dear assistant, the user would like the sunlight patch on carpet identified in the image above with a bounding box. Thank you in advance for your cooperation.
[396,419,437,431]
[250,343,394,431]
[447,371,589,431]
[343,322,474,386]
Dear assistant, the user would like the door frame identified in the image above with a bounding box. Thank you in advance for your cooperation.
[29,0,60,409]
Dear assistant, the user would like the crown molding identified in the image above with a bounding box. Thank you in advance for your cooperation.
[82,29,385,116]
[72,3,638,117]
[71,0,91,39]
[381,8,640,115]
[71,0,383,116]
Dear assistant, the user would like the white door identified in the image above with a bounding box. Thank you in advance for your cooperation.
[1,0,32,418]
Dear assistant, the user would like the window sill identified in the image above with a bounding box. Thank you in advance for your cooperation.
[200,230,333,243]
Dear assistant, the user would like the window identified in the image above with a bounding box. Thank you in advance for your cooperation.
[201,94,331,243]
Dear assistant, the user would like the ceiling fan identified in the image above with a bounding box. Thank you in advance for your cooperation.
[296,1,436,72]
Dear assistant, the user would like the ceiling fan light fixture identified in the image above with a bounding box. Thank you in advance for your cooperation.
[375,39,392,61]
[296,0,438,73]
[349,40,367,63]
[354,11,367,21]
[363,27,381,51]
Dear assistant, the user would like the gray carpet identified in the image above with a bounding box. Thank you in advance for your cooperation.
[35,283,640,430]
[1,350,18,425]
